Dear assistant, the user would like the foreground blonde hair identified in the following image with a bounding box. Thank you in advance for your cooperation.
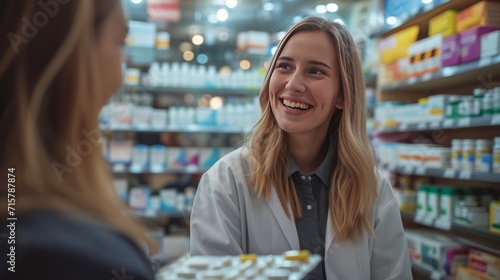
[0,0,153,249]
[247,16,377,242]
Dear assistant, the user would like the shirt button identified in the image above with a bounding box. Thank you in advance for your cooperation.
[307,176,312,181]
[306,205,312,210]
[301,175,306,180]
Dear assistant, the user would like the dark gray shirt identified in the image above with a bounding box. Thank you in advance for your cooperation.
[288,142,336,280]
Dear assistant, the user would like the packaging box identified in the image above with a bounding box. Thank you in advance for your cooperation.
[481,30,500,58]
[490,200,500,234]
[408,34,442,77]
[444,248,469,278]
[457,266,495,280]
[469,249,500,279]
[442,34,461,66]
[379,25,419,65]
[167,147,187,168]
[460,27,500,63]
[456,1,500,33]
[429,10,457,37]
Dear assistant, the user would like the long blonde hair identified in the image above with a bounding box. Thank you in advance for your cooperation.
[247,16,377,242]
[0,0,153,249]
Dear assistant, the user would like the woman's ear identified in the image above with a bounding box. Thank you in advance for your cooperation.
[335,97,344,109]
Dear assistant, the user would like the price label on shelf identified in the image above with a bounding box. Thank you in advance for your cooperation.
[459,170,472,180]
[492,114,500,125]
[458,118,471,127]
[442,119,454,128]
[443,168,456,178]
[415,166,426,175]
[429,121,440,129]
[417,123,427,130]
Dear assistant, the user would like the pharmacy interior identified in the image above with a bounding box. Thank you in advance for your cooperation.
[106,0,500,279]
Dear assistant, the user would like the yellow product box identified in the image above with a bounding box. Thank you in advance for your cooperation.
[379,25,419,65]
[456,266,495,280]
[456,1,500,33]
[469,249,500,280]
[490,200,500,234]
[429,10,457,37]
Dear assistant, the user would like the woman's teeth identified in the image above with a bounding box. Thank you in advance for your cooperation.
[283,99,310,110]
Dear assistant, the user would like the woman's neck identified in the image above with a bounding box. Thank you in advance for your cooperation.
[287,134,328,173]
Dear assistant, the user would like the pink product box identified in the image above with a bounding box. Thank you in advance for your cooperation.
[442,34,460,67]
[460,26,500,63]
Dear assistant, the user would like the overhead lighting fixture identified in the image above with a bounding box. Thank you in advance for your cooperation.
[326,3,338,13]
[263,3,274,11]
[334,18,344,25]
[386,16,397,25]
[130,0,143,3]
[226,0,237,9]
[197,54,209,64]
[315,5,327,14]
[216,8,229,22]
[192,35,204,45]
[183,51,194,61]
[421,0,433,4]
[240,60,251,70]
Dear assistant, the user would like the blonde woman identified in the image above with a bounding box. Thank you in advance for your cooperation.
[190,17,412,279]
[0,1,154,279]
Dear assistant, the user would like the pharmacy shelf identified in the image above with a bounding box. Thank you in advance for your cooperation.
[111,164,208,174]
[100,124,250,134]
[122,84,259,96]
[376,115,500,133]
[381,55,500,92]
[134,210,190,219]
[401,211,500,256]
[411,262,450,280]
[389,165,500,183]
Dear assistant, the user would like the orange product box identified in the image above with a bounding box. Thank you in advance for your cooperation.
[379,25,419,65]
[429,10,457,37]
[469,249,500,280]
[456,266,495,280]
[456,1,500,33]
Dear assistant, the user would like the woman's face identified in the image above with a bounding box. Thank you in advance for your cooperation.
[94,4,128,105]
[269,31,343,138]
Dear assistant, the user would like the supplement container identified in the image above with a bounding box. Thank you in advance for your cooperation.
[445,95,461,119]
[482,92,494,116]
[440,187,460,220]
[494,137,500,174]
[474,139,492,172]
[461,139,475,170]
[493,87,500,114]
[416,185,429,217]
[451,139,463,169]
[427,186,441,219]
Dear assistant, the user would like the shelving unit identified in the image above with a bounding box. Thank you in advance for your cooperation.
[101,124,250,134]
[375,0,500,279]
[123,85,259,96]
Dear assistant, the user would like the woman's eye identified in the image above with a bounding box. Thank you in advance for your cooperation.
[310,68,324,75]
[276,63,291,69]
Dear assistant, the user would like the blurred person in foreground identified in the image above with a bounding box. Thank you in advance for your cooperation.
[0,1,155,279]
[190,16,412,279]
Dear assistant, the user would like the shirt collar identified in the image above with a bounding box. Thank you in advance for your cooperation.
[287,137,337,186]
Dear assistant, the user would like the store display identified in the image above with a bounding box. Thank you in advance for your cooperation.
[156,251,322,280]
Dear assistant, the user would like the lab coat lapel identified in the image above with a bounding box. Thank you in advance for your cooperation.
[325,210,337,257]
[268,186,300,250]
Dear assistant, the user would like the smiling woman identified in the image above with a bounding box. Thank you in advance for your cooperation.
[0,1,155,279]
[190,16,413,280]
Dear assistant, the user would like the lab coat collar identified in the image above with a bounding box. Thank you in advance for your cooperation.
[268,186,338,255]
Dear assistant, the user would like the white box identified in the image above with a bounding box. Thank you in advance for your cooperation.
[481,30,500,58]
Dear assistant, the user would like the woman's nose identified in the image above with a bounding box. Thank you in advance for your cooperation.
[285,72,306,93]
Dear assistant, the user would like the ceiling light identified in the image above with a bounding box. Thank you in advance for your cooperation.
[183,51,194,61]
[216,8,229,22]
[315,5,327,14]
[263,3,274,11]
[210,97,224,110]
[326,3,338,13]
[130,0,143,4]
[334,18,344,25]
[226,0,237,9]
[197,54,209,64]
[386,16,397,25]
[192,35,204,45]
[421,0,433,3]
[240,60,251,70]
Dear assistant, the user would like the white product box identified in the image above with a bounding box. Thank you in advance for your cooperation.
[130,144,149,173]
[126,20,156,48]
[132,106,152,127]
[150,109,168,128]
[149,145,167,172]
[481,30,500,58]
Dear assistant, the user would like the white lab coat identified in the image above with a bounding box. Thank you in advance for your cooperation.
[190,147,413,280]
